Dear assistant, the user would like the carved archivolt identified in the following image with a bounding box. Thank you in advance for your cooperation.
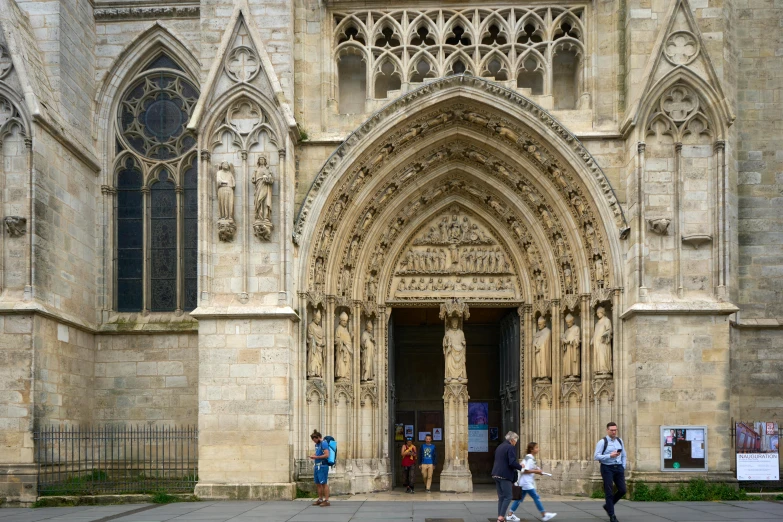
[0,95,26,139]
[0,45,13,80]
[295,76,628,245]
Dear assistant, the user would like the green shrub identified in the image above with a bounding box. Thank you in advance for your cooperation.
[150,492,181,504]
[590,489,605,499]
[296,486,316,499]
[631,479,749,502]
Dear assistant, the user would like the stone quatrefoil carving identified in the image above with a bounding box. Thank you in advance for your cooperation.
[663,31,700,66]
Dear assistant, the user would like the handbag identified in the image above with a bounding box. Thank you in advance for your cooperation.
[512,484,523,500]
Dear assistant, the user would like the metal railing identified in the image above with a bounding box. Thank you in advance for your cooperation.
[34,425,198,496]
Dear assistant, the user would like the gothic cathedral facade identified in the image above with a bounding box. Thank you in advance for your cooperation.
[0,0,780,503]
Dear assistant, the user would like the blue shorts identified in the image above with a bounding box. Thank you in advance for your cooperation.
[314,465,329,485]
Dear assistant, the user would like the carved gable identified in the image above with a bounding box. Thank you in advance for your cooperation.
[390,206,518,301]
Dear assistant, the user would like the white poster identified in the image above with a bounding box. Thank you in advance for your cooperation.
[468,425,488,453]
[432,428,442,441]
[737,453,780,481]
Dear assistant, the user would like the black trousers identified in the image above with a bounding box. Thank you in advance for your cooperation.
[402,465,415,489]
[600,464,627,516]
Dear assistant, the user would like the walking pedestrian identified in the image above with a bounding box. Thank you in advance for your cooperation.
[419,434,437,492]
[491,431,523,522]
[506,442,556,521]
[401,437,418,493]
[594,422,627,522]
[309,430,331,507]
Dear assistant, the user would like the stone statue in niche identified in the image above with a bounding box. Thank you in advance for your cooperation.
[252,155,274,241]
[532,316,552,381]
[216,162,237,241]
[307,309,325,379]
[3,216,26,238]
[443,316,467,383]
[360,320,375,382]
[334,311,353,381]
[562,313,581,379]
[593,306,613,376]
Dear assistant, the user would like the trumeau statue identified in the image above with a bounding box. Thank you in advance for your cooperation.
[216,161,237,241]
[335,312,353,381]
[533,316,552,380]
[443,316,467,383]
[562,313,581,379]
[360,320,375,382]
[252,155,274,240]
[307,309,325,379]
[593,306,613,375]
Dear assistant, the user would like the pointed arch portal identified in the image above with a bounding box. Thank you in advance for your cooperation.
[295,76,627,492]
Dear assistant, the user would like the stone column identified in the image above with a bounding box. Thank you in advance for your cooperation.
[438,299,472,493]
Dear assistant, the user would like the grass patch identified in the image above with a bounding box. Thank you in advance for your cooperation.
[150,492,181,504]
[590,489,605,499]
[630,479,750,502]
[776,493,783,501]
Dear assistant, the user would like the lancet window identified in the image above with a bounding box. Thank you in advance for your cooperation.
[333,6,586,108]
[113,53,200,313]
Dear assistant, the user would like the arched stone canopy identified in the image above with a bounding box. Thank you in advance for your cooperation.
[297,77,627,306]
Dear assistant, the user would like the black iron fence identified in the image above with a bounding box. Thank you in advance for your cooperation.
[34,425,198,496]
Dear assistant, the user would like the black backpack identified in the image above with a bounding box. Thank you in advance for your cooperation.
[601,436,623,454]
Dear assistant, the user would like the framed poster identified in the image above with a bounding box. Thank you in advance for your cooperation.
[660,426,707,471]
[468,402,489,452]
[394,424,405,441]
[736,422,779,481]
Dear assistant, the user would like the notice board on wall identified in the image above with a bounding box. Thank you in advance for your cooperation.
[660,426,707,471]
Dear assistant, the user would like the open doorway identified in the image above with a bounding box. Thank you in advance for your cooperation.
[389,307,519,489]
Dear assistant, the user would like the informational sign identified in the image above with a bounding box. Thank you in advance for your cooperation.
[660,426,707,471]
[432,428,442,441]
[736,422,779,481]
[418,431,431,441]
[468,402,489,452]
[404,425,414,438]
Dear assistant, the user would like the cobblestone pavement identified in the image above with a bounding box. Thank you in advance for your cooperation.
[0,500,782,522]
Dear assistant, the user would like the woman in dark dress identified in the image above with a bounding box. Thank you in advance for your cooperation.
[491,431,523,522]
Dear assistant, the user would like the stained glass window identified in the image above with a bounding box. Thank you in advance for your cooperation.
[115,56,199,313]
[150,170,177,311]
[183,158,198,311]
[116,159,143,312]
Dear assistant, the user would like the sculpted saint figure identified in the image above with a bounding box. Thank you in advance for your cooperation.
[532,316,552,380]
[216,161,235,221]
[335,312,353,381]
[443,317,467,383]
[562,313,581,378]
[307,310,325,378]
[252,156,273,222]
[360,321,375,382]
[593,307,613,375]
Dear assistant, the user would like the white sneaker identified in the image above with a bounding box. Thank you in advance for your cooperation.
[542,513,557,521]
[507,514,520,522]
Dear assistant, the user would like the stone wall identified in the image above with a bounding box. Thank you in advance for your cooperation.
[31,129,99,326]
[94,333,197,425]
[33,317,94,425]
[626,313,732,475]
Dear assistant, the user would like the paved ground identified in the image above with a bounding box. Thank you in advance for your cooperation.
[0,499,782,522]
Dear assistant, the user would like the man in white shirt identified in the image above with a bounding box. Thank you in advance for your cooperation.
[593,422,626,522]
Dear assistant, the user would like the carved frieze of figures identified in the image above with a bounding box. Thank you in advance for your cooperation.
[647,217,671,235]
[532,316,552,381]
[216,162,237,241]
[593,306,613,376]
[396,276,515,294]
[360,320,375,382]
[562,313,581,379]
[307,309,325,379]
[334,312,353,381]
[252,155,274,241]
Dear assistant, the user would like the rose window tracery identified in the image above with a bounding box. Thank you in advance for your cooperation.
[118,72,198,160]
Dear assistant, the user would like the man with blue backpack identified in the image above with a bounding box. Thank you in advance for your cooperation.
[310,430,334,507]
[593,422,626,522]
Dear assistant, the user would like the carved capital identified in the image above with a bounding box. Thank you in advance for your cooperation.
[24,137,32,150]
[4,216,26,237]
[637,142,646,154]
[240,150,248,160]
[141,186,151,195]
[278,148,286,159]
[100,184,116,196]
[674,142,683,153]
[200,150,211,161]
[175,185,184,194]
[713,140,726,153]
